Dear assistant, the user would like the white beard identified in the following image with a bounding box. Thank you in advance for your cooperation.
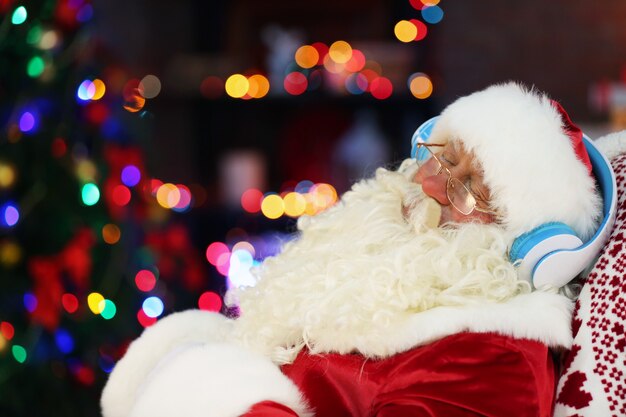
[227,159,530,364]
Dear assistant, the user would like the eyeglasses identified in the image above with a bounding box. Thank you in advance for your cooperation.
[415,143,499,216]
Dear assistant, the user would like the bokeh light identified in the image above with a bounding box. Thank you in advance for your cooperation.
[81,183,100,206]
[156,183,180,209]
[137,308,157,327]
[261,194,284,219]
[422,5,444,24]
[142,296,164,318]
[87,292,105,314]
[283,192,307,217]
[345,49,366,73]
[228,249,257,287]
[0,163,16,188]
[12,345,27,363]
[138,74,162,99]
[11,6,27,25]
[19,111,36,133]
[23,293,37,312]
[0,240,21,267]
[61,293,79,314]
[225,74,249,98]
[1,203,19,227]
[247,74,270,99]
[39,29,60,50]
[77,80,96,101]
[102,224,121,244]
[76,159,97,182]
[123,89,146,112]
[295,180,314,194]
[200,76,224,98]
[135,269,157,292]
[206,242,229,265]
[283,72,308,95]
[312,183,338,207]
[215,252,231,276]
[122,79,145,112]
[99,299,117,320]
[112,185,131,206]
[121,165,141,187]
[55,329,74,354]
[295,45,319,69]
[328,40,352,64]
[410,19,428,41]
[394,20,418,43]
[198,291,222,312]
[345,73,368,95]
[311,42,329,65]
[173,184,192,212]
[51,137,67,157]
[91,79,106,100]
[370,77,393,99]
[241,188,263,213]
[1,322,15,340]
[232,241,255,257]
[323,53,345,74]
[409,73,433,99]
[27,56,45,78]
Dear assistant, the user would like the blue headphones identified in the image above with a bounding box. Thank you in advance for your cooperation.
[411,117,617,289]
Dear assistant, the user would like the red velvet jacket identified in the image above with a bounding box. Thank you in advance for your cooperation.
[246,332,556,417]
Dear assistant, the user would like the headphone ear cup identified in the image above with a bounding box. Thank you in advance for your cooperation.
[509,222,583,287]
[411,116,439,160]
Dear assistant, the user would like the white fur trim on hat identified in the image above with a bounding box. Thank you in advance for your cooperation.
[428,82,602,240]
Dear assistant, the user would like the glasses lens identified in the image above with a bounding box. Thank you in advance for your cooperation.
[447,178,476,215]
[416,145,434,167]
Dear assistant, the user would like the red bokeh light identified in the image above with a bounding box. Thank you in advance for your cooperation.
[311,42,329,65]
[51,137,67,158]
[283,72,308,95]
[198,291,223,312]
[370,77,393,99]
[137,308,157,328]
[205,242,229,266]
[61,293,79,314]
[409,0,424,10]
[345,49,366,73]
[241,188,264,213]
[135,270,157,292]
[410,19,428,41]
[112,184,131,206]
[1,321,15,340]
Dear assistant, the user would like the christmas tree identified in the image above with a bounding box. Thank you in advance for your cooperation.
[0,1,213,415]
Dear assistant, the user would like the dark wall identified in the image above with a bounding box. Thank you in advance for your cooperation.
[435,0,626,119]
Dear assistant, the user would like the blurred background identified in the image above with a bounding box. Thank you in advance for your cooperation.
[2,0,626,415]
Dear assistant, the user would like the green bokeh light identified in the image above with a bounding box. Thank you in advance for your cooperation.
[100,299,117,320]
[81,183,100,206]
[26,26,42,44]
[27,57,45,78]
[12,345,27,363]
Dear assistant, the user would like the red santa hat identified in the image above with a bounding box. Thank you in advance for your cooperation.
[427,82,602,241]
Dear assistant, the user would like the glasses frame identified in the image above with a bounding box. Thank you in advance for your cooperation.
[415,143,499,217]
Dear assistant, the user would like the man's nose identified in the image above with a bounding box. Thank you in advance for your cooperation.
[420,174,450,205]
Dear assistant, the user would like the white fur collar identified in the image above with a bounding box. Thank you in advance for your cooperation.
[311,291,573,359]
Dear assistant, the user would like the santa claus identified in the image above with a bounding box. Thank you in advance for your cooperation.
[100,83,612,417]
